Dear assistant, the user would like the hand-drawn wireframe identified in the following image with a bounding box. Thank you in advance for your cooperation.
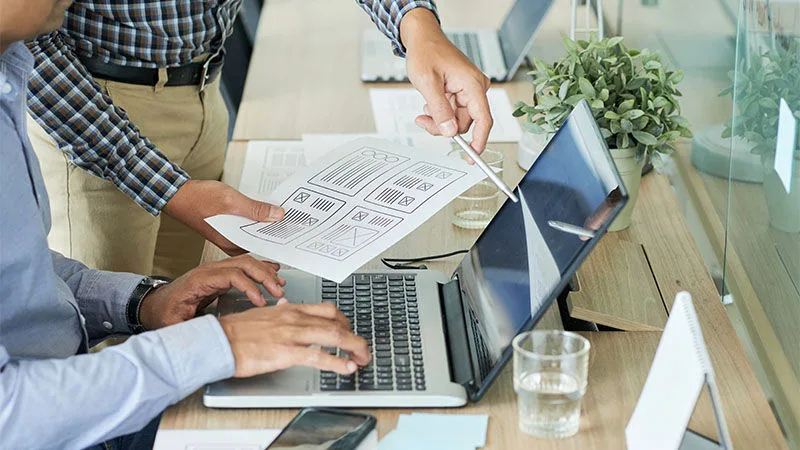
[308,146,409,197]
[364,161,467,213]
[298,206,402,261]
[240,188,344,244]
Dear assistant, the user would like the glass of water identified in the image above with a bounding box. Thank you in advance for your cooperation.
[512,330,590,439]
[448,148,504,229]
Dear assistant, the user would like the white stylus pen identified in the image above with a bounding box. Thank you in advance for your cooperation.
[547,220,596,239]
[451,135,519,203]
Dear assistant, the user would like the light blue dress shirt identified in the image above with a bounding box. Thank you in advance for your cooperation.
[0,42,235,449]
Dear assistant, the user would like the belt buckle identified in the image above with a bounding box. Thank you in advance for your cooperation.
[199,57,213,92]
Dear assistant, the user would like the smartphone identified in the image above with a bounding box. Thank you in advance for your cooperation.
[265,407,376,450]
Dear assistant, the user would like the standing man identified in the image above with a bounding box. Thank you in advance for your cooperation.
[26,0,492,279]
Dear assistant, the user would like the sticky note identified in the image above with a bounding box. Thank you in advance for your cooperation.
[775,98,797,193]
[378,413,489,450]
[409,413,489,447]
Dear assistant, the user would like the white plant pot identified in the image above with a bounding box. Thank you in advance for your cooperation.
[762,153,800,233]
[517,132,552,170]
[609,148,646,232]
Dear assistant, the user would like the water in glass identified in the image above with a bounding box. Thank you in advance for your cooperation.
[517,370,584,438]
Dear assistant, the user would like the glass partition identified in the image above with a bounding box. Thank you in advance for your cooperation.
[591,0,798,445]
[723,0,800,446]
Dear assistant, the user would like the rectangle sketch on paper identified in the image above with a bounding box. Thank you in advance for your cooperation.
[308,146,409,196]
[240,188,344,245]
[298,207,403,261]
[365,162,466,213]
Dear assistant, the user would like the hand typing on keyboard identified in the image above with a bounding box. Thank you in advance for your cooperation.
[398,8,493,156]
[219,298,371,378]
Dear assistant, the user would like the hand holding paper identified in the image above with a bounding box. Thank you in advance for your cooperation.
[206,138,488,283]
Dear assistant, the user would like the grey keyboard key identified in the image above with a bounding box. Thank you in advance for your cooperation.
[360,385,391,391]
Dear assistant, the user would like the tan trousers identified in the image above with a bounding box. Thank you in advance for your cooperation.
[27,77,229,279]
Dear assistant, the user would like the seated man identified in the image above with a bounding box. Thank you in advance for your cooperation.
[0,2,370,449]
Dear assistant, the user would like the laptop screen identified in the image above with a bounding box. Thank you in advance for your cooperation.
[498,0,555,73]
[454,100,626,397]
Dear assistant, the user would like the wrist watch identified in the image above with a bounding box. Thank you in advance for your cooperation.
[126,276,170,334]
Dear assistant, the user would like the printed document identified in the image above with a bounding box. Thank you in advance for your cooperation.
[370,88,522,142]
[208,137,487,282]
[239,141,306,198]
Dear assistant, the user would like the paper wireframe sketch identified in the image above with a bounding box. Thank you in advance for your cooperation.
[370,88,522,142]
[239,141,306,198]
[207,137,488,282]
[302,133,452,164]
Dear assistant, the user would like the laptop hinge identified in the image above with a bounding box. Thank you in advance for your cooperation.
[438,278,475,388]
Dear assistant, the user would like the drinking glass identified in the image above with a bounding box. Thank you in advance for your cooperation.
[512,330,591,439]
[448,148,504,229]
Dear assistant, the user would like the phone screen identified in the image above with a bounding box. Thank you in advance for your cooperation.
[266,408,374,450]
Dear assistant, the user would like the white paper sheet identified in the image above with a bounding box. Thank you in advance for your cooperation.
[207,137,487,282]
[775,98,797,193]
[153,429,378,450]
[239,141,306,198]
[302,133,453,165]
[370,88,522,143]
[626,292,729,450]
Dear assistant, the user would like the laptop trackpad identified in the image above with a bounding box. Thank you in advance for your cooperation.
[217,270,319,316]
[226,366,315,395]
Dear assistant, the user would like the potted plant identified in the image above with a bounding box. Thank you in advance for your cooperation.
[513,33,692,230]
[720,43,800,233]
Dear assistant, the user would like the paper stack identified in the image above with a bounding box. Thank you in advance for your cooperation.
[378,413,489,450]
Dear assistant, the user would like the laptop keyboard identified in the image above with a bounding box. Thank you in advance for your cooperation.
[319,274,426,392]
[448,32,485,71]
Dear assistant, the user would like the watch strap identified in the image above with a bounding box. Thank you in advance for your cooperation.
[126,277,169,334]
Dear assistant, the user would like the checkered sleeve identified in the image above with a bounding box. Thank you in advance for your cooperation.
[25,32,189,216]
[356,0,439,57]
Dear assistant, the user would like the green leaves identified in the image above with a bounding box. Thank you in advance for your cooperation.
[718,43,800,155]
[618,98,635,114]
[578,77,596,98]
[632,131,658,146]
[562,35,579,53]
[670,115,690,128]
[607,36,624,48]
[514,34,689,159]
[622,109,645,120]
[558,80,570,100]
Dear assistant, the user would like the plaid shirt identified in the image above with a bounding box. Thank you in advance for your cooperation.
[26,0,437,215]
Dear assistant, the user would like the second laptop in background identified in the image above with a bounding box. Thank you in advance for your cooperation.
[361,0,555,82]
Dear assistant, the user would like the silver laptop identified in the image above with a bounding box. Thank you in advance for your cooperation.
[360,0,555,83]
[204,100,628,408]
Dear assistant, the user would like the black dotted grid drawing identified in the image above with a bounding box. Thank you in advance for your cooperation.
[307,147,409,197]
[297,207,403,261]
[240,188,344,245]
[364,162,467,214]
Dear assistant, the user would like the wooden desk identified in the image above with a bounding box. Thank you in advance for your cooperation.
[162,333,670,449]
[160,0,786,447]
[675,146,800,444]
